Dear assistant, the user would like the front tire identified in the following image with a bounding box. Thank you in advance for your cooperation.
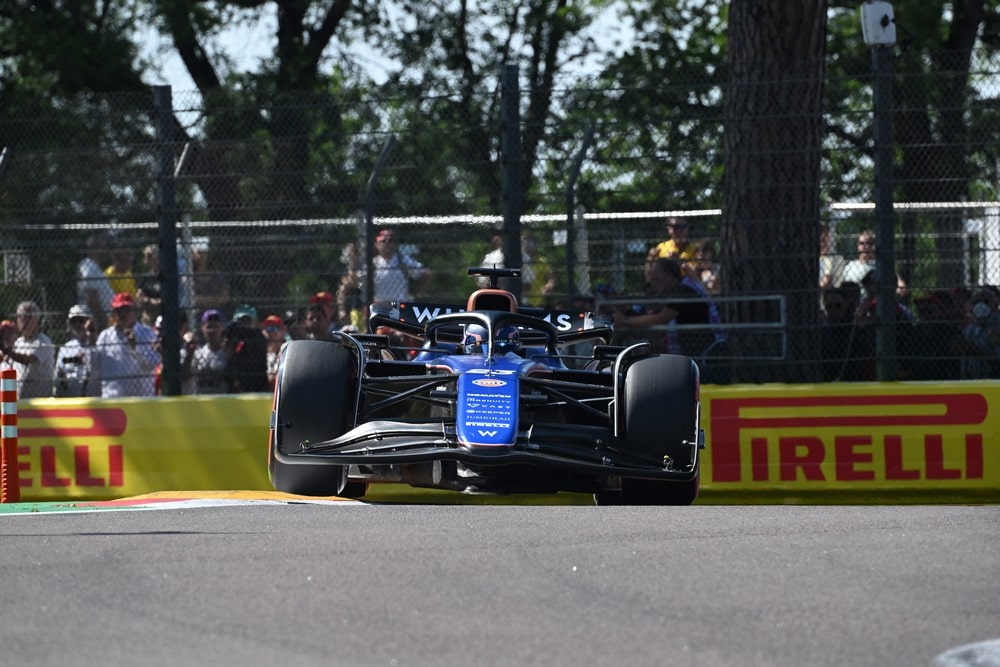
[269,339,365,497]
[602,354,701,506]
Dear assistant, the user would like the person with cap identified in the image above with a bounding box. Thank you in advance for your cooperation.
[645,216,700,285]
[276,308,307,373]
[648,217,697,264]
[191,309,229,394]
[309,290,338,329]
[231,304,258,327]
[282,308,307,342]
[310,291,334,314]
[224,304,268,392]
[305,293,336,341]
[2,301,56,399]
[262,314,285,389]
[54,304,100,397]
[92,292,160,397]
[364,228,431,303]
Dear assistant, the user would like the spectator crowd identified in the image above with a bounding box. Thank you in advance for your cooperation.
[2,221,998,397]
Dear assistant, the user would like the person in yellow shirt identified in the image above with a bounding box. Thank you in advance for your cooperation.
[104,245,137,297]
[646,217,697,282]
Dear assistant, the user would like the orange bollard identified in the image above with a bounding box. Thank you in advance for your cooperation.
[0,368,19,503]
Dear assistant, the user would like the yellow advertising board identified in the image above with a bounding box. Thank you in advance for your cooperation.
[6,382,999,503]
[702,382,999,503]
[12,395,272,501]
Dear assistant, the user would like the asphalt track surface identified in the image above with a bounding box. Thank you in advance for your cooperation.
[2,500,998,667]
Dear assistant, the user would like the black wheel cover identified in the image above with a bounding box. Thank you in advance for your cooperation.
[615,354,700,505]
[269,339,361,496]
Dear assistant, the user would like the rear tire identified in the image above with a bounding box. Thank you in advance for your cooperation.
[269,340,365,497]
[613,354,700,506]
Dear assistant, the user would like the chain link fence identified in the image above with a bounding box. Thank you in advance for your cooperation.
[2,48,1000,394]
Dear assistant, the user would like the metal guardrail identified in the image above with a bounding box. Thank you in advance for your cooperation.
[595,294,787,362]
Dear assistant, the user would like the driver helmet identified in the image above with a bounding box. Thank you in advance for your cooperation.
[463,323,488,354]
[495,324,521,355]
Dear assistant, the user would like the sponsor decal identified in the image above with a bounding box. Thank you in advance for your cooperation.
[538,312,577,331]
[710,393,988,484]
[408,305,461,322]
[16,408,128,489]
[20,407,127,438]
[400,302,587,331]
[472,378,507,387]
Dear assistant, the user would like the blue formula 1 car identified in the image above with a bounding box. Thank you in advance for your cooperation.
[268,268,704,505]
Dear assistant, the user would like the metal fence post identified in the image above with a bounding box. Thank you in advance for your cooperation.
[501,64,524,302]
[153,85,181,396]
[872,44,897,381]
[573,207,591,297]
[565,124,594,297]
[362,135,395,309]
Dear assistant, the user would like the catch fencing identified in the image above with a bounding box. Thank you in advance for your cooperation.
[2,48,1000,389]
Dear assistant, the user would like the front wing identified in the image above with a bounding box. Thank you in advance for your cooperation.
[273,418,700,482]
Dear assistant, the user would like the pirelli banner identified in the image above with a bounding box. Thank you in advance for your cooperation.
[12,396,273,502]
[703,383,998,504]
[7,383,1000,503]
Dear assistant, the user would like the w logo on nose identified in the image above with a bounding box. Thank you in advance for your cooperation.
[478,430,498,437]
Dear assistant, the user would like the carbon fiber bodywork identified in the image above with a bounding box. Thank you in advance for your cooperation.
[268,269,704,502]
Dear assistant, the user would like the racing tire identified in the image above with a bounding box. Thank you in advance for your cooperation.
[594,477,701,506]
[269,339,366,497]
[610,354,700,506]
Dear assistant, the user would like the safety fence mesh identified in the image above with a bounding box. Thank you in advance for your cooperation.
[1,46,1000,393]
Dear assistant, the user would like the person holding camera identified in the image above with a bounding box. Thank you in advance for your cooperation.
[224,304,268,393]
[54,304,100,397]
[93,292,160,397]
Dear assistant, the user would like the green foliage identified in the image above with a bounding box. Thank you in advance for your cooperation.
[4,1,1000,296]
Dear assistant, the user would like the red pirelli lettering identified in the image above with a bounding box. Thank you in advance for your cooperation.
[884,436,920,480]
[20,444,125,490]
[40,446,71,487]
[779,437,825,481]
[925,435,961,480]
[711,393,989,483]
[835,436,876,481]
[109,445,124,486]
[967,435,984,479]
[74,446,105,486]
[19,408,127,438]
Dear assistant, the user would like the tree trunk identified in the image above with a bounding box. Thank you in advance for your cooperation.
[721,0,828,382]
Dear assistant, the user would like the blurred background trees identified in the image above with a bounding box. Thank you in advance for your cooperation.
[3,1,1000,382]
